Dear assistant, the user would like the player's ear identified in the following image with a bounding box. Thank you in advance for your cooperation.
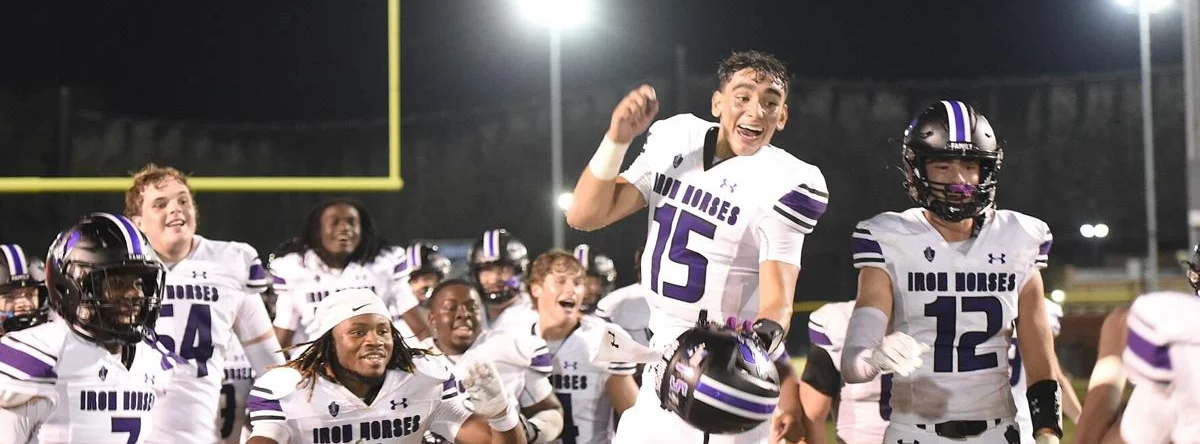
[777,103,789,131]
[711,90,722,118]
[529,282,543,302]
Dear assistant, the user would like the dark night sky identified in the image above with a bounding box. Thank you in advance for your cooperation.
[0,0,1186,121]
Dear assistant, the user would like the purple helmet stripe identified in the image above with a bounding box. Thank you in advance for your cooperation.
[0,245,24,276]
[574,244,589,266]
[694,376,777,416]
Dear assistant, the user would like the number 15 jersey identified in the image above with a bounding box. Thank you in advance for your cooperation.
[620,114,828,341]
[852,208,1052,424]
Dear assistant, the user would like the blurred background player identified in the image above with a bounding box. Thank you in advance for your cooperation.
[467,228,535,333]
[1008,299,1081,444]
[244,288,527,444]
[0,244,48,336]
[123,164,286,444]
[270,198,427,354]
[405,242,452,306]
[425,279,564,444]
[571,244,616,315]
[842,101,1063,443]
[595,248,652,348]
[799,300,889,444]
[524,249,638,444]
[568,50,821,443]
[0,213,181,444]
[1118,290,1200,444]
[1076,242,1200,444]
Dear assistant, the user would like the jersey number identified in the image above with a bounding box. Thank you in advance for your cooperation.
[157,304,214,377]
[923,296,1002,373]
[650,203,716,303]
[878,373,893,420]
[111,417,141,444]
[555,392,579,444]
[219,383,237,438]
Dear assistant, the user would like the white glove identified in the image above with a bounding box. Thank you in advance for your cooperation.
[866,332,929,377]
[462,361,519,431]
[1034,433,1060,444]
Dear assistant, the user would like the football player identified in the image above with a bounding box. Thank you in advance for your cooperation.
[0,213,182,444]
[0,244,48,335]
[525,250,638,444]
[568,50,821,443]
[595,248,652,348]
[425,279,564,444]
[1119,290,1200,444]
[1008,299,1081,444]
[245,288,527,444]
[123,164,286,444]
[799,301,889,444]
[405,242,452,305]
[271,198,428,353]
[841,101,1063,443]
[571,244,616,315]
[467,229,536,333]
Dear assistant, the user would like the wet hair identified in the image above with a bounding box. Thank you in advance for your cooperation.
[273,198,395,265]
[716,50,791,94]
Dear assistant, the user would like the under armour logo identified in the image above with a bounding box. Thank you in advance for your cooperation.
[391,398,408,410]
[720,179,737,193]
[192,271,207,279]
[144,374,155,385]
[562,361,579,370]
[988,253,1007,264]
[672,154,683,168]
[608,332,620,349]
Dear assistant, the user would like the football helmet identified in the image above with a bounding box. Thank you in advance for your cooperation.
[46,213,167,345]
[408,242,452,281]
[1182,243,1200,294]
[573,244,616,313]
[467,229,528,304]
[0,244,49,333]
[654,310,780,434]
[902,100,1004,222]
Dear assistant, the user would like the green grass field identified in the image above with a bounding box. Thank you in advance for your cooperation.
[791,357,1088,442]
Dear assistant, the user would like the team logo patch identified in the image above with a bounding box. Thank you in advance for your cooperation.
[328,402,340,417]
[98,366,108,381]
[924,247,935,263]
[672,154,683,168]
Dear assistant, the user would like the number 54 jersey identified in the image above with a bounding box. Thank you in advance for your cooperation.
[620,114,829,340]
[851,207,1052,424]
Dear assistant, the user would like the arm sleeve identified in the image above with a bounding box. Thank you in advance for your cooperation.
[800,344,842,398]
[0,396,53,444]
[0,333,59,399]
[237,243,270,293]
[271,292,301,332]
[246,392,290,443]
[841,307,888,384]
[520,372,555,407]
[851,221,887,271]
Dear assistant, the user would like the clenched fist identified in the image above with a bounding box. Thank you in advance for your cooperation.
[607,85,659,145]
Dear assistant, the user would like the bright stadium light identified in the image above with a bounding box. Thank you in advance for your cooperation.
[1050,289,1067,303]
[556,192,574,212]
[518,0,591,29]
[1094,223,1111,239]
[1080,224,1096,238]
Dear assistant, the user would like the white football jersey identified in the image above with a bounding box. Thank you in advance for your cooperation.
[853,208,1052,424]
[218,337,255,444]
[146,236,275,443]
[0,320,182,444]
[484,298,537,334]
[271,247,420,349]
[620,114,828,343]
[529,316,637,444]
[595,283,653,347]
[1009,299,1063,444]
[247,357,470,444]
[808,301,889,444]
[1121,291,1200,443]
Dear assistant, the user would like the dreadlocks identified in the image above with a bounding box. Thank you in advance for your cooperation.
[283,328,430,398]
[274,198,395,266]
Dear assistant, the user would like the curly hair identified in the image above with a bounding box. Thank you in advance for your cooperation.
[283,328,429,398]
[124,163,195,218]
[273,198,395,265]
[716,50,791,94]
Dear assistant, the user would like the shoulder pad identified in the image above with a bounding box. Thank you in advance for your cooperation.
[409,355,454,381]
[250,367,302,400]
[465,333,550,373]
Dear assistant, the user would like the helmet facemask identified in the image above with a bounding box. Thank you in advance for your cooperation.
[901,100,1004,223]
[52,261,165,345]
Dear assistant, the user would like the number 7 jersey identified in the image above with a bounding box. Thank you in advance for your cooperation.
[852,207,1052,424]
[620,114,828,339]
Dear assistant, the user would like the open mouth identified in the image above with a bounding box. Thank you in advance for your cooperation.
[735,123,764,141]
[557,300,577,311]
[360,351,387,365]
[166,219,186,228]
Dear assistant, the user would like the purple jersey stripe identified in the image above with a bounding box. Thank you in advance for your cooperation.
[1126,326,1171,370]
[808,327,833,347]
[778,189,827,221]
[272,276,287,286]
[393,260,410,275]
[695,379,776,414]
[249,264,267,281]
[852,237,882,255]
[531,353,552,368]
[1038,240,1052,256]
[0,342,57,379]
[247,394,283,413]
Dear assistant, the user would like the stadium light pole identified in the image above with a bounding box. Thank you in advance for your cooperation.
[518,0,590,249]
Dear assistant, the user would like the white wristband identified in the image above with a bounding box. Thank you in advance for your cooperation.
[588,136,631,180]
[486,401,520,432]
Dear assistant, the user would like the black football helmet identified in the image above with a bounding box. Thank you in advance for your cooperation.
[573,244,616,313]
[408,242,452,281]
[902,100,1004,222]
[0,244,49,333]
[654,311,781,434]
[46,213,167,345]
[468,229,529,304]
[1182,243,1200,295]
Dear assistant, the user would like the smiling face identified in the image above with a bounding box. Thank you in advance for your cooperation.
[712,67,789,157]
[132,178,197,254]
[331,313,393,379]
[528,252,584,330]
[427,282,482,355]
[318,204,362,260]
